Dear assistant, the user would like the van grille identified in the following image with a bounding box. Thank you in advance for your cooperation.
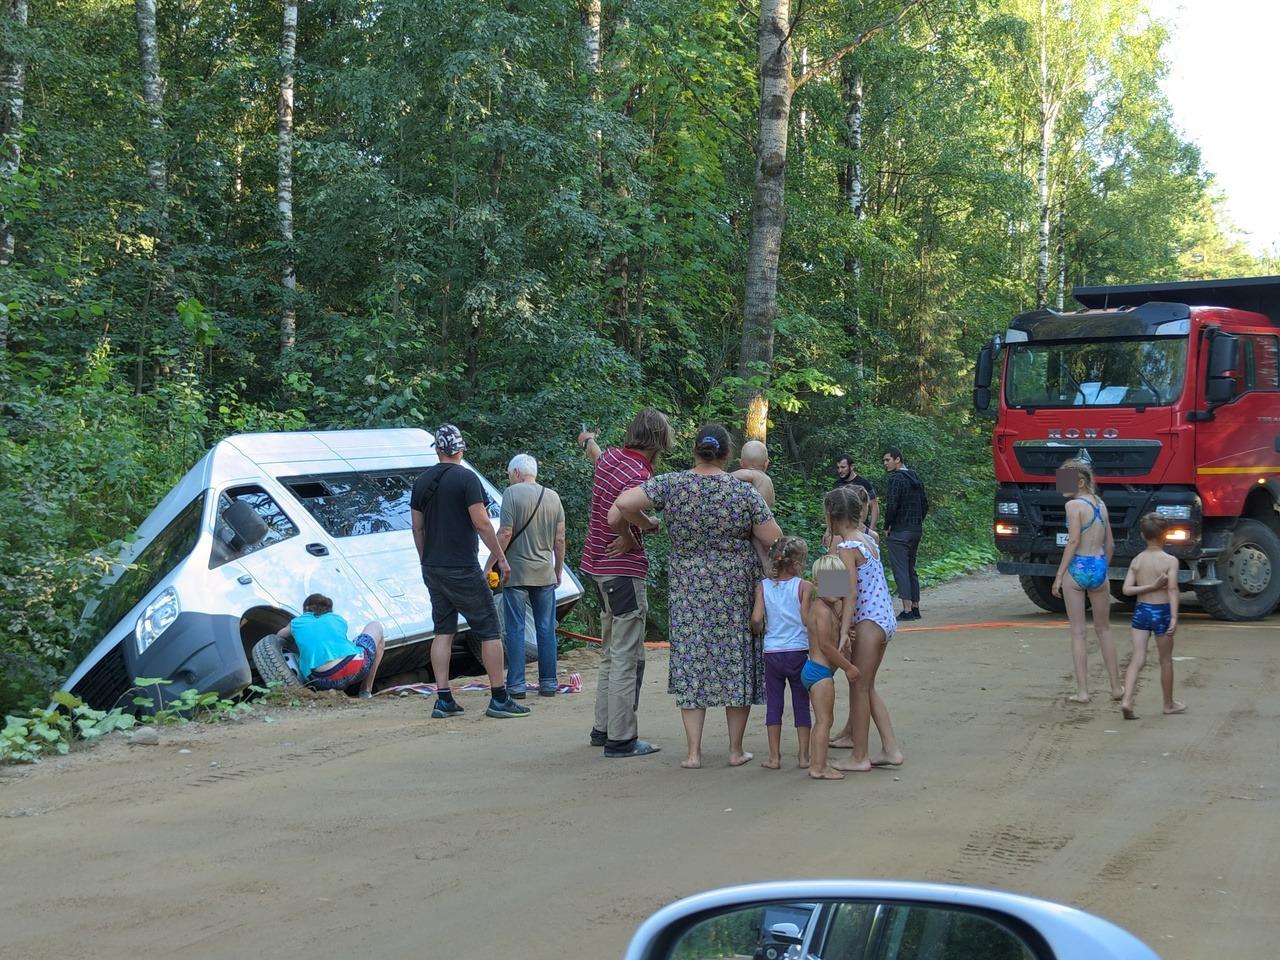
[71,643,131,711]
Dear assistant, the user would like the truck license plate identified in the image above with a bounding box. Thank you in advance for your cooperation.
[1056,533,1069,546]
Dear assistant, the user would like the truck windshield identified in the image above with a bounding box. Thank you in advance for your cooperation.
[1005,337,1187,408]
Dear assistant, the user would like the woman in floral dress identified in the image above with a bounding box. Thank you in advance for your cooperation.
[613,423,783,768]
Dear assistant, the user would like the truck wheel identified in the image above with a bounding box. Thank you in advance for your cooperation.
[1195,519,1280,621]
[251,635,304,689]
[465,604,540,664]
[1020,575,1066,613]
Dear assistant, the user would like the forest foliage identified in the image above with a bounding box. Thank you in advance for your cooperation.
[0,0,1268,712]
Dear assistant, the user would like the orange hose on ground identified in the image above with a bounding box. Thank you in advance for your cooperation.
[556,628,670,649]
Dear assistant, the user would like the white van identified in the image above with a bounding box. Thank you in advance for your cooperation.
[63,429,584,709]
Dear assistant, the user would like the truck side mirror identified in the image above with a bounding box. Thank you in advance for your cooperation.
[1206,333,1239,406]
[973,343,994,412]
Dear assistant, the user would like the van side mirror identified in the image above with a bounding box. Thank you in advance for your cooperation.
[973,343,995,414]
[1206,333,1239,406]
[224,500,268,548]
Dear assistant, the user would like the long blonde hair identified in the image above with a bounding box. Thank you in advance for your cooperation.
[1060,458,1098,497]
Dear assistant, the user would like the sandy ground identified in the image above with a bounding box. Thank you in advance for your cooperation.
[2,570,1277,960]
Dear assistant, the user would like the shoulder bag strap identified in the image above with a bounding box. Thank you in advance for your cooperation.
[507,484,547,547]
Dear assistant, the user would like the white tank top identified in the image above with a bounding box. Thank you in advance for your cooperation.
[761,577,808,653]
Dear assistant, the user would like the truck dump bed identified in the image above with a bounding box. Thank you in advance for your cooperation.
[1073,275,1280,324]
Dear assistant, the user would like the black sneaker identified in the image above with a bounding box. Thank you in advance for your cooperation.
[604,739,661,759]
[486,698,531,719]
[589,728,607,747]
[510,690,527,700]
[431,698,465,719]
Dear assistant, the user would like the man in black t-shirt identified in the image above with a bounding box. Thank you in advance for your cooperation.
[834,454,880,530]
[410,424,528,720]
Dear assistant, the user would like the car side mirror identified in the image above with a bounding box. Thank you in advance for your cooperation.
[623,882,1162,960]
[224,500,268,548]
[974,342,997,416]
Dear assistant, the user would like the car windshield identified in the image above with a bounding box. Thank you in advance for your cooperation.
[80,493,205,647]
[1005,337,1187,407]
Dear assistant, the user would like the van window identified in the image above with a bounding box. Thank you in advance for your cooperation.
[281,471,419,538]
[83,493,205,642]
[210,485,299,568]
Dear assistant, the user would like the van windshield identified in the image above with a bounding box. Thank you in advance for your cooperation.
[80,493,205,648]
[1005,337,1187,408]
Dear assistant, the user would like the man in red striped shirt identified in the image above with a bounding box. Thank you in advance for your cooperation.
[577,408,673,758]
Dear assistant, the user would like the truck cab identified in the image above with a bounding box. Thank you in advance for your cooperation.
[974,275,1280,621]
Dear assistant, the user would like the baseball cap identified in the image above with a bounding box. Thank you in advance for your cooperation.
[434,423,467,456]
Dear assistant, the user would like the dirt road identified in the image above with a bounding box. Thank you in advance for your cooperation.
[2,571,1277,960]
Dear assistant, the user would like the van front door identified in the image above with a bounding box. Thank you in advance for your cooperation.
[211,484,391,640]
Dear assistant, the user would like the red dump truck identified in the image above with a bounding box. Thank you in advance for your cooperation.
[973,275,1280,621]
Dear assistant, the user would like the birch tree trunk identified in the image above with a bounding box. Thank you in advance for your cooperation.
[840,61,865,380]
[135,0,166,209]
[1035,0,1053,308]
[736,0,920,441]
[278,0,298,354]
[0,0,27,351]
[581,0,601,78]
[1055,195,1067,310]
[737,0,792,442]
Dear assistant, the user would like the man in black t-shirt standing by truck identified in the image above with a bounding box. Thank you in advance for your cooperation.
[881,446,929,622]
[411,424,529,720]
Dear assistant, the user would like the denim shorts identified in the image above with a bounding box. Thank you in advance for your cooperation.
[309,633,377,690]
[1131,602,1172,636]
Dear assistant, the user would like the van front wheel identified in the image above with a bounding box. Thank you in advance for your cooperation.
[251,634,305,688]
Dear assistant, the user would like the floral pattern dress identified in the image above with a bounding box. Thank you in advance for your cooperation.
[642,471,773,709]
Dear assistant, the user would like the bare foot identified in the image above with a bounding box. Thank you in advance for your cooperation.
[870,751,904,767]
[762,757,781,770]
[1121,705,1138,720]
[831,757,872,772]
[1111,688,1125,701]
[798,757,811,769]
[680,756,702,769]
[828,736,854,748]
[1067,693,1090,704]
[1163,701,1187,715]
[809,767,845,781]
[728,751,754,767]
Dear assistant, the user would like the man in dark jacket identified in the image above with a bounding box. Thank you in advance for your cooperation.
[881,446,929,621]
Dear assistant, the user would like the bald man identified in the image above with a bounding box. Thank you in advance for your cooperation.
[733,440,776,507]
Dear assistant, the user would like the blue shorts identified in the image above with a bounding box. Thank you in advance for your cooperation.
[1068,554,1108,591]
[1131,602,1171,637]
[800,659,835,690]
[308,633,377,690]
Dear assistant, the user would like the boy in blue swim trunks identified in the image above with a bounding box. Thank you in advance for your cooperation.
[1119,514,1185,720]
[804,555,861,781]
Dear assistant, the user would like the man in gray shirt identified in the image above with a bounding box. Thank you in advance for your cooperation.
[491,453,567,697]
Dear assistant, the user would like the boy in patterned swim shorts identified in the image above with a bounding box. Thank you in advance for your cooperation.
[1119,514,1185,720]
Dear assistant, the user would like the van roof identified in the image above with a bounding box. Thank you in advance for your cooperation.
[220,428,437,468]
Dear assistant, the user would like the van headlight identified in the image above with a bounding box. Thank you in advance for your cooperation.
[136,587,180,655]
[1156,505,1192,520]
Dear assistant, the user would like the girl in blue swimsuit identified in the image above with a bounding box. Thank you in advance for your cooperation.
[1052,458,1122,704]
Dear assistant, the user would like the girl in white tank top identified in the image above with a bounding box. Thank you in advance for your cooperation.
[750,537,814,769]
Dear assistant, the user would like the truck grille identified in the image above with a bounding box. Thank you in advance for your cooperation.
[71,643,131,711]
[1013,440,1161,477]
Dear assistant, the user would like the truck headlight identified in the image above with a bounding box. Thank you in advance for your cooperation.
[1156,505,1192,520]
[136,587,179,655]
[997,501,1020,516]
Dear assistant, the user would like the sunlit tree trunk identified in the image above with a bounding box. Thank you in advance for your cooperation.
[278,0,297,354]
[0,0,27,351]
[1035,0,1055,308]
[738,0,792,442]
[135,0,166,210]
[1055,195,1066,310]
